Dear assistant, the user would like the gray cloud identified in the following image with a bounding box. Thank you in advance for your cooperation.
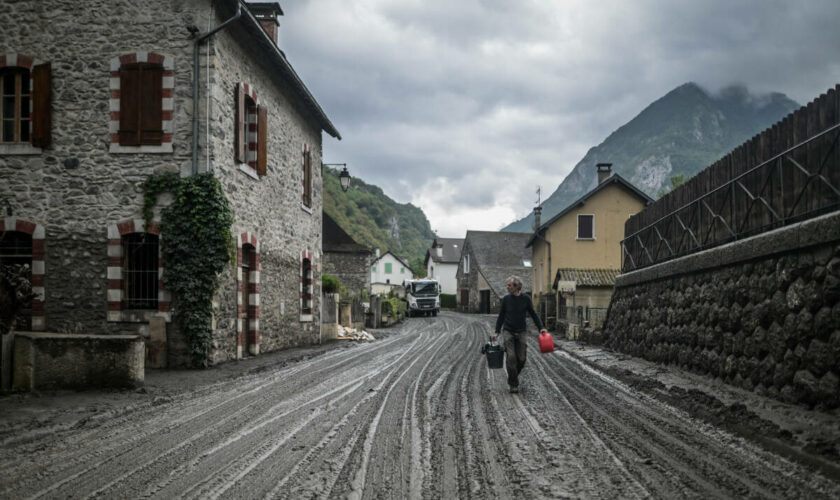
[279,0,840,237]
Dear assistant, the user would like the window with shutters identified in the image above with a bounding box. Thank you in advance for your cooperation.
[577,214,595,239]
[301,256,313,318]
[109,53,173,153]
[0,54,51,154]
[235,82,267,178]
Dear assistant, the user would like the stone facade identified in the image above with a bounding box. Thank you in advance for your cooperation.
[0,0,338,366]
[323,251,370,296]
[603,212,840,409]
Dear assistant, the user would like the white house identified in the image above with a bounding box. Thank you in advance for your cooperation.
[370,250,412,295]
[423,237,463,295]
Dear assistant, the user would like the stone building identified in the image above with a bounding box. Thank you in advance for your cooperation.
[322,213,371,297]
[0,0,340,366]
[423,237,463,295]
[455,231,533,314]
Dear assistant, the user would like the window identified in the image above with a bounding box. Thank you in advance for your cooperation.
[400,267,404,273]
[0,58,50,150]
[122,233,159,309]
[522,259,532,267]
[385,262,392,274]
[118,63,164,146]
[235,82,267,176]
[463,254,470,274]
[577,214,594,239]
[372,266,376,272]
[0,231,33,330]
[301,257,312,314]
[302,148,312,206]
[2,69,30,143]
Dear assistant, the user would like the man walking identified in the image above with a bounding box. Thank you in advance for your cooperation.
[493,276,547,393]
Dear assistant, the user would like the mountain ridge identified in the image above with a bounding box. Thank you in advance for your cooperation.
[502,82,799,233]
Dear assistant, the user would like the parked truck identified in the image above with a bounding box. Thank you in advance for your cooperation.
[404,279,441,317]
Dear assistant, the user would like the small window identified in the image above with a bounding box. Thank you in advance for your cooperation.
[123,233,159,309]
[1,68,31,143]
[577,214,594,239]
[302,149,313,207]
[400,267,404,273]
[372,266,376,272]
[301,257,312,314]
[385,263,392,274]
[522,259,532,267]
[463,254,470,274]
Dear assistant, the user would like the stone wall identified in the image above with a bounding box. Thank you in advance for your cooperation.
[323,251,371,296]
[603,212,840,409]
[1,0,331,366]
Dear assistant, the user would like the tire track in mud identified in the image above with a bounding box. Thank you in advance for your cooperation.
[2,312,840,499]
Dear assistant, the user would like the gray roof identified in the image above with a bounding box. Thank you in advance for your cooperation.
[464,231,533,298]
[220,0,341,139]
[553,268,620,288]
[527,174,653,247]
[323,213,369,253]
[424,237,464,265]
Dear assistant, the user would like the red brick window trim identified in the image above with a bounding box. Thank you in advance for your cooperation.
[0,217,45,330]
[109,52,174,154]
[0,53,50,153]
[237,232,261,358]
[300,249,314,320]
[107,219,170,323]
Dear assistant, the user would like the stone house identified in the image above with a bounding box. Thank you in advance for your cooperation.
[322,212,371,297]
[0,0,340,366]
[455,231,533,314]
[423,237,463,295]
[526,164,652,326]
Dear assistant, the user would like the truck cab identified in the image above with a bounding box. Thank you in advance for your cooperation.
[404,279,441,317]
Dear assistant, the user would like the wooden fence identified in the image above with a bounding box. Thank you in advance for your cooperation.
[622,84,840,272]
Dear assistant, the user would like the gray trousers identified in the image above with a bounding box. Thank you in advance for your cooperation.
[504,331,527,387]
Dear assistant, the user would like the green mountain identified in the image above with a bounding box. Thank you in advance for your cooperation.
[323,166,435,274]
[503,82,799,233]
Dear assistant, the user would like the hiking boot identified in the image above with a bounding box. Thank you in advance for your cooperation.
[509,385,519,394]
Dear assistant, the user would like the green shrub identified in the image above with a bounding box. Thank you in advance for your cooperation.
[440,293,456,309]
[322,274,340,294]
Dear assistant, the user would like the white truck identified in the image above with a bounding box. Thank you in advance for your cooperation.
[404,279,441,317]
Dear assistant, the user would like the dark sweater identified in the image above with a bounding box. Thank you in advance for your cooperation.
[495,293,544,333]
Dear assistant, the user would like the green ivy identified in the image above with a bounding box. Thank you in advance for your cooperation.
[143,173,234,367]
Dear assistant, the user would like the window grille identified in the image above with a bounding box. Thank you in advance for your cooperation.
[302,257,312,314]
[578,214,594,239]
[123,233,158,309]
[0,230,33,330]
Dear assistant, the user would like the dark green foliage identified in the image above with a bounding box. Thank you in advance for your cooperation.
[440,293,456,309]
[322,274,340,294]
[143,173,234,367]
[0,263,37,334]
[323,166,434,276]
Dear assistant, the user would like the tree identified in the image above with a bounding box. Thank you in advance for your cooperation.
[657,173,688,199]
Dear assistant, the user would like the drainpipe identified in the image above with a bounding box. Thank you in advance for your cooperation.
[532,206,551,294]
[192,1,242,175]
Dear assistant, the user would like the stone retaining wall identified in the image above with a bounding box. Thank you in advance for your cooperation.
[603,211,840,409]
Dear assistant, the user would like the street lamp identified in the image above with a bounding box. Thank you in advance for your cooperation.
[323,163,351,192]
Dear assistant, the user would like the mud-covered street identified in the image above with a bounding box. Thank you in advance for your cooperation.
[1,312,839,499]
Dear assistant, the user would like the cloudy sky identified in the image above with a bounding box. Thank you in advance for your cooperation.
[277,0,840,237]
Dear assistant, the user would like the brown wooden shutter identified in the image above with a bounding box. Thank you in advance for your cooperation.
[139,65,163,145]
[235,83,245,162]
[31,63,51,148]
[257,106,267,176]
[119,66,141,146]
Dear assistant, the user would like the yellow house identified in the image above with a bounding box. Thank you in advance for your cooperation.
[526,164,652,327]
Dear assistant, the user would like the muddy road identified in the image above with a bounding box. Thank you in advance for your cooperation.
[1,312,838,499]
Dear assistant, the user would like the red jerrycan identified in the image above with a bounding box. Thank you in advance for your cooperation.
[539,331,555,353]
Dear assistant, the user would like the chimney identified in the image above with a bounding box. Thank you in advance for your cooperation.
[597,163,612,184]
[248,2,284,46]
[436,245,442,258]
[533,205,542,231]
[375,248,380,258]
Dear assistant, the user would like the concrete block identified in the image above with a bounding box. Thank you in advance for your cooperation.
[13,332,144,390]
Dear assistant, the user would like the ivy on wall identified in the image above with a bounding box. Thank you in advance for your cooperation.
[143,173,234,367]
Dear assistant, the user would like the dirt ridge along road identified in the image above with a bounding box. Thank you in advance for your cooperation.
[1,311,840,498]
